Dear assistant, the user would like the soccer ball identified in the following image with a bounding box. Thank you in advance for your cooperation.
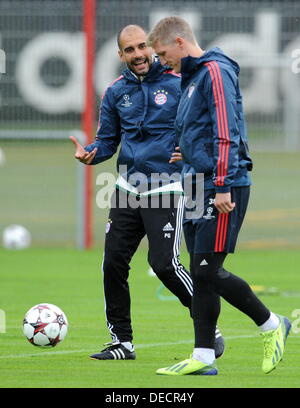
[2,224,31,249]
[23,303,68,347]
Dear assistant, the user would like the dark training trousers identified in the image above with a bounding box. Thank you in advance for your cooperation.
[183,187,270,349]
[102,189,193,343]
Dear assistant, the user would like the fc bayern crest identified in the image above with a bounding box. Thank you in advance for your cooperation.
[153,89,168,105]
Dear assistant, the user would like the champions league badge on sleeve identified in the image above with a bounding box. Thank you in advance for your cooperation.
[153,89,168,105]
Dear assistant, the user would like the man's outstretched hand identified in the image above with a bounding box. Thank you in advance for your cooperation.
[69,135,97,165]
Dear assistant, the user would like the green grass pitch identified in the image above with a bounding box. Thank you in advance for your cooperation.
[0,247,299,388]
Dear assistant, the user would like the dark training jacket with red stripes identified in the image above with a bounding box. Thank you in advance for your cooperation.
[85,60,183,188]
[177,47,253,192]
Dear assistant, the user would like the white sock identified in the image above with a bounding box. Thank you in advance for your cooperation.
[121,342,134,352]
[259,312,280,332]
[192,348,215,365]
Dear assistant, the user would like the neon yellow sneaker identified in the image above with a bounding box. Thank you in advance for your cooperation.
[261,315,291,374]
[156,358,218,376]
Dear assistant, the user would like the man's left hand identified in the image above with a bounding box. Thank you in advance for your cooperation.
[169,146,182,163]
[214,192,236,214]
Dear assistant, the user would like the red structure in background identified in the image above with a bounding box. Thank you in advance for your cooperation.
[81,0,96,248]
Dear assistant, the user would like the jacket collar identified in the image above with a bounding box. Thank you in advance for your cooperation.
[180,47,240,84]
[180,53,209,84]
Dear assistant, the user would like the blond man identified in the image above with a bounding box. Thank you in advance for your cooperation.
[148,16,291,376]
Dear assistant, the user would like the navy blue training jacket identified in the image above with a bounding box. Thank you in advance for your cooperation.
[177,47,253,192]
[85,61,182,187]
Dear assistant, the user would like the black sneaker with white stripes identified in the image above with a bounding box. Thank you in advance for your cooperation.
[90,332,224,361]
[90,342,136,360]
[215,327,225,359]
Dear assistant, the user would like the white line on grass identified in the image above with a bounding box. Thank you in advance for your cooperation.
[0,334,256,359]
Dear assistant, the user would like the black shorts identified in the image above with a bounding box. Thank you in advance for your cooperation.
[183,186,250,254]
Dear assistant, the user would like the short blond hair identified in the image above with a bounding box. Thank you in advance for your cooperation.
[147,16,196,47]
